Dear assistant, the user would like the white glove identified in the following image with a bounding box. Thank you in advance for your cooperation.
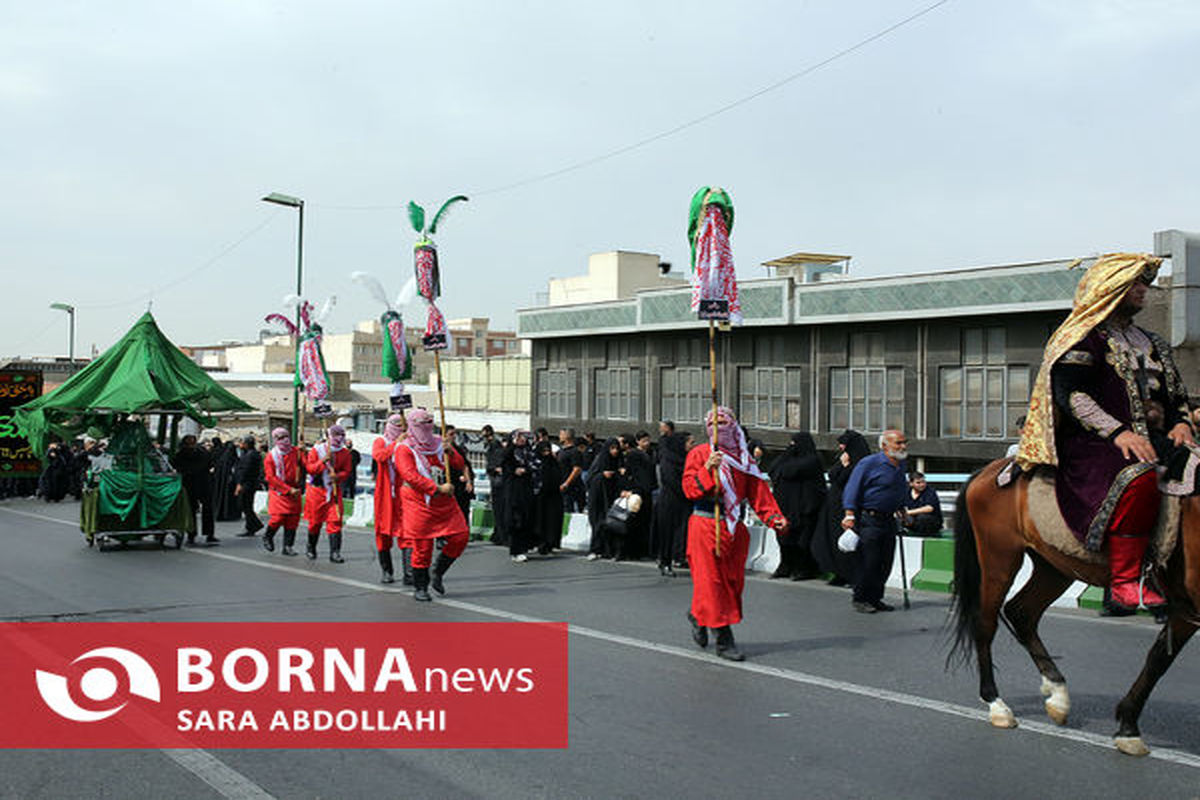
[837,529,860,553]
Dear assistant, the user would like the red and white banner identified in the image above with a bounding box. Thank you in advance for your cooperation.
[0,622,568,748]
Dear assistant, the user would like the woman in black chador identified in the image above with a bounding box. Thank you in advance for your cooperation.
[811,429,871,586]
[500,431,536,561]
[768,431,827,580]
[585,438,622,559]
[532,439,564,555]
[652,428,690,575]
[210,438,242,521]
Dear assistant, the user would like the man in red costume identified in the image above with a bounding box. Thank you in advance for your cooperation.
[394,409,469,602]
[372,413,411,585]
[305,423,352,564]
[683,406,788,661]
[262,427,304,556]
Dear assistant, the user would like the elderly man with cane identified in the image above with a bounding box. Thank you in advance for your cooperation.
[840,430,910,614]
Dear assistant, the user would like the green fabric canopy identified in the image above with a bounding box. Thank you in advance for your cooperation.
[13,312,252,453]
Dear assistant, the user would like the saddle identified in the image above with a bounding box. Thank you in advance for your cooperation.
[1024,466,1179,569]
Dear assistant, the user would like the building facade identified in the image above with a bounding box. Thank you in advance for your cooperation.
[518,241,1193,473]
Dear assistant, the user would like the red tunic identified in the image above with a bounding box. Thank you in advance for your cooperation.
[394,443,468,540]
[682,444,784,628]
[371,437,406,540]
[304,446,352,530]
[263,448,303,522]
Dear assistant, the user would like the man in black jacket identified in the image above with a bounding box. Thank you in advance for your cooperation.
[234,436,264,537]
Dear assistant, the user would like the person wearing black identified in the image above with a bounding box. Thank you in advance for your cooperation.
[233,436,264,537]
[501,431,536,561]
[444,425,475,527]
[768,432,827,580]
[617,430,656,560]
[900,471,943,537]
[172,435,217,545]
[585,438,622,560]
[37,442,71,502]
[812,429,871,587]
[482,425,508,547]
[345,440,361,499]
[556,428,585,512]
[532,439,564,555]
[210,438,241,521]
[653,421,690,576]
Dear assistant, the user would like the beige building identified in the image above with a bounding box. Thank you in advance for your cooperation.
[547,251,685,306]
[437,355,530,412]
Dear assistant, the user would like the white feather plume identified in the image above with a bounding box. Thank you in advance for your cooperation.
[351,271,393,309]
[316,295,337,324]
[396,275,417,308]
[281,293,302,310]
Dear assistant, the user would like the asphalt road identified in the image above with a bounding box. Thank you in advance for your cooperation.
[2,497,1199,800]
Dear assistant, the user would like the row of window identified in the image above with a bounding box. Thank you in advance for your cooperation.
[535,364,1029,439]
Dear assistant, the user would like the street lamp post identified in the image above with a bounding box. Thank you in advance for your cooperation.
[261,192,305,441]
[49,303,75,363]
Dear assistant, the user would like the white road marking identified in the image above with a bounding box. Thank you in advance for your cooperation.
[4,505,1199,771]
[160,749,275,800]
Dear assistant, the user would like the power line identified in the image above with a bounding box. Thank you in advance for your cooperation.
[316,0,952,210]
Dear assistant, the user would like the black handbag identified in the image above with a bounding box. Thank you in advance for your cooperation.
[605,497,632,534]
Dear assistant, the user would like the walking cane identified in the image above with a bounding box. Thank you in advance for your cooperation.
[896,521,911,611]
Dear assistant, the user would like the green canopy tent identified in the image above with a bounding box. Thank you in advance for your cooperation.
[14,312,253,540]
[14,311,252,453]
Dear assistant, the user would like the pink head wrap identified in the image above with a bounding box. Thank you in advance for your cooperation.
[327,424,346,451]
[271,427,292,454]
[405,409,441,455]
[383,413,406,444]
[705,406,741,455]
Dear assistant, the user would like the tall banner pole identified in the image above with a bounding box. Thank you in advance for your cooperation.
[689,186,739,559]
[433,348,452,479]
[708,319,722,556]
[409,193,469,486]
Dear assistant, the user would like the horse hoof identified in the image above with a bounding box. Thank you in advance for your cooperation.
[1114,736,1150,757]
[988,699,1018,729]
[1040,678,1070,726]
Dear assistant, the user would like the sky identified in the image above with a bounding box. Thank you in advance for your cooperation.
[4,0,1200,358]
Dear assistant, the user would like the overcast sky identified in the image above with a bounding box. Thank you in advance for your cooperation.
[4,0,1199,358]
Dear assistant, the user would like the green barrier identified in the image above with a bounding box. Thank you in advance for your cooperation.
[911,537,955,593]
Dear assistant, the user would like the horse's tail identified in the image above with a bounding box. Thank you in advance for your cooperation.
[947,470,983,670]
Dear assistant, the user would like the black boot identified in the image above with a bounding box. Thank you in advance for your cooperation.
[378,549,395,584]
[431,553,456,596]
[401,548,414,586]
[715,626,745,661]
[263,526,277,553]
[329,533,345,564]
[306,532,319,560]
[413,567,432,602]
[687,612,708,649]
[281,528,297,556]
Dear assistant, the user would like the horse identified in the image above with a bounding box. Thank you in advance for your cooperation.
[948,458,1200,756]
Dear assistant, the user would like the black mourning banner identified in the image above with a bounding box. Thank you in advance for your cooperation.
[0,371,43,476]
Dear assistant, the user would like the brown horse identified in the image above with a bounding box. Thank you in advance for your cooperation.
[949,458,1200,756]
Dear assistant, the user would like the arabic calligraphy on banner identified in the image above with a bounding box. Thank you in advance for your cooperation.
[0,371,43,476]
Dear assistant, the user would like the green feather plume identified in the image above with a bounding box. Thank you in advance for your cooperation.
[428,195,468,235]
[408,201,426,234]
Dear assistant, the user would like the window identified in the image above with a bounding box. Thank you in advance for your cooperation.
[661,367,711,422]
[829,366,904,433]
[595,367,640,420]
[738,367,801,429]
[829,332,902,433]
[535,368,576,418]
[940,327,1029,438]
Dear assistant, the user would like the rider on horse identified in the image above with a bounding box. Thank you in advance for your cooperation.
[1017,253,1196,612]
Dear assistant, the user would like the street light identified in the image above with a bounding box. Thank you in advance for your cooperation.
[261,192,305,439]
[49,302,75,363]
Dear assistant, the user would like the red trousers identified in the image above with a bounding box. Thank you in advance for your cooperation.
[687,517,750,628]
[410,534,468,569]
